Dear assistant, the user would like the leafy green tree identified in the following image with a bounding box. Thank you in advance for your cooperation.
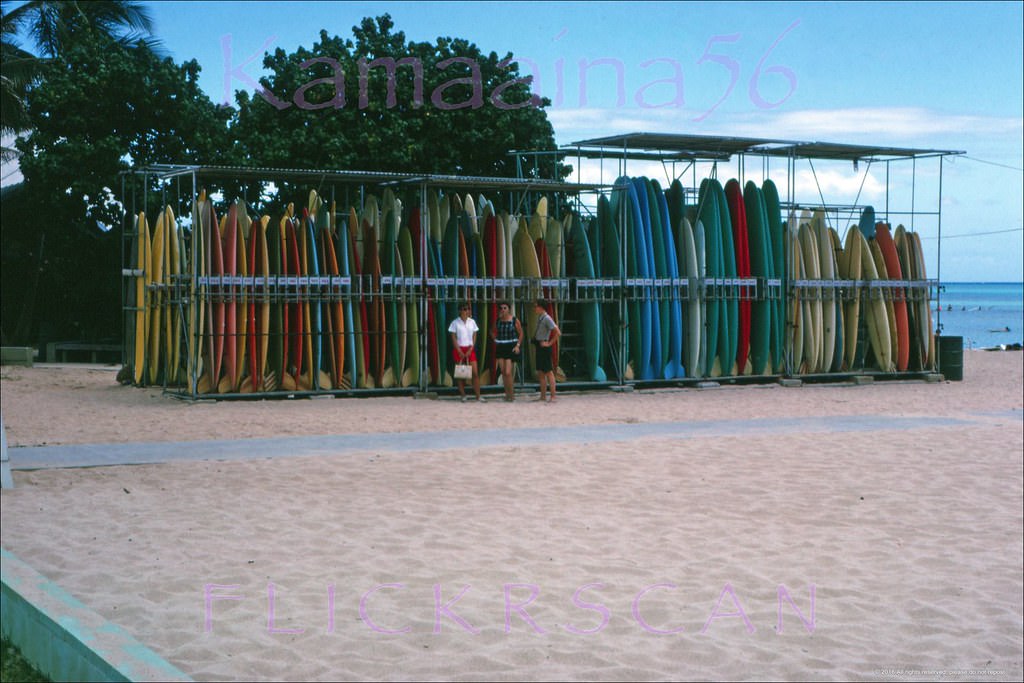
[2,0,156,155]
[3,0,156,57]
[1,31,232,345]
[2,9,38,160]
[231,14,568,209]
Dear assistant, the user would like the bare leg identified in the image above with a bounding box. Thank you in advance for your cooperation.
[472,361,481,400]
[501,359,514,400]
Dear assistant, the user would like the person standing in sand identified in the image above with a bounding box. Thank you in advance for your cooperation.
[532,298,560,403]
[491,300,524,402]
[449,302,484,402]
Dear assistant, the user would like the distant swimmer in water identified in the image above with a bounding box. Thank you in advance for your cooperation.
[987,326,1011,333]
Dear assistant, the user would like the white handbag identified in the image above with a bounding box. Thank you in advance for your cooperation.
[454,363,472,380]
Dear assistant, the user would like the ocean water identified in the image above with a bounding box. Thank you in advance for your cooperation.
[934,282,1024,349]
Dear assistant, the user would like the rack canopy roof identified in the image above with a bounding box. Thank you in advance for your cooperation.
[567,132,965,163]
[129,164,604,193]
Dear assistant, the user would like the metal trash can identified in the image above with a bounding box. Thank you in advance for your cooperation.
[937,335,963,381]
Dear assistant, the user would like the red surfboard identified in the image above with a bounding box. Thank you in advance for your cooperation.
[349,217,371,387]
[222,204,238,392]
[875,223,910,372]
[725,179,752,374]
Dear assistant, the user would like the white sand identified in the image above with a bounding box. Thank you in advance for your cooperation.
[1,352,1022,681]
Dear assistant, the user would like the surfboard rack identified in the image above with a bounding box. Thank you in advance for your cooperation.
[118,147,962,400]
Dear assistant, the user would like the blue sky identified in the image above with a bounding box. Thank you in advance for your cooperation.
[16,1,1024,280]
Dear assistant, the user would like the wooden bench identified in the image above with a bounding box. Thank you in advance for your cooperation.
[46,342,122,364]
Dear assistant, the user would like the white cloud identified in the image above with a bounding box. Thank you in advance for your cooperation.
[548,105,1023,149]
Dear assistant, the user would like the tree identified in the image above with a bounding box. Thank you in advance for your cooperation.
[1,30,232,345]
[1,0,157,156]
[2,0,157,58]
[231,14,568,207]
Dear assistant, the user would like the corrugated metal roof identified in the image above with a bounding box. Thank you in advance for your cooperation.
[567,132,965,161]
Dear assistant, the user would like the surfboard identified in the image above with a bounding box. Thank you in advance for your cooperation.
[227,206,248,393]
[910,230,935,369]
[266,212,286,390]
[186,198,205,394]
[762,179,786,373]
[725,179,752,375]
[855,228,894,372]
[164,206,182,385]
[646,180,682,379]
[364,212,385,389]
[319,212,345,389]
[285,216,303,388]
[483,212,499,383]
[619,178,650,380]
[570,217,607,382]
[827,227,845,373]
[381,194,401,389]
[798,217,823,373]
[678,216,702,378]
[242,215,270,392]
[786,220,805,373]
[398,210,420,388]
[814,211,836,374]
[514,215,542,374]
[132,212,151,385]
[840,225,863,371]
[869,228,899,373]
[598,193,627,380]
[147,207,165,385]
[633,178,662,380]
[711,179,736,376]
[698,179,722,377]
[742,181,772,375]
[874,223,910,372]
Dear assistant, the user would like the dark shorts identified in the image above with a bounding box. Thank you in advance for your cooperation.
[495,343,519,361]
[535,344,553,373]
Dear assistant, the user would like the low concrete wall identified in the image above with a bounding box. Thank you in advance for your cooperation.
[0,548,191,682]
[0,347,34,367]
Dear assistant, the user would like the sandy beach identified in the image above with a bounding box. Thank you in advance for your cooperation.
[1,352,1022,681]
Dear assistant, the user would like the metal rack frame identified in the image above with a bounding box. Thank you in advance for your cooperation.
[120,164,606,399]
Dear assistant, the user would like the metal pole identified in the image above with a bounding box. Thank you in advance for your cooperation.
[936,157,943,341]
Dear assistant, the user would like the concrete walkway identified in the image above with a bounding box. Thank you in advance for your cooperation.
[7,412,998,470]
